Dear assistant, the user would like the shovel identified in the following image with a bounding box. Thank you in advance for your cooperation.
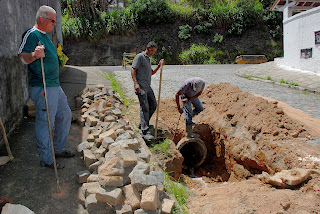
[0,116,14,166]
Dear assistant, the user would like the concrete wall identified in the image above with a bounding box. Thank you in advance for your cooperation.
[279,6,320,73]
[0,0,62,142]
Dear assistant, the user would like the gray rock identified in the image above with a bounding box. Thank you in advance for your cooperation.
[149,171,164,184]
[77,170,91,184]
[131,174,158,191]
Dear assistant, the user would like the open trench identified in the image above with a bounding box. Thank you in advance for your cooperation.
[171,124,232,182]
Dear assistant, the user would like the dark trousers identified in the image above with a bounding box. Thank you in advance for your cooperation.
[136,85,157,133]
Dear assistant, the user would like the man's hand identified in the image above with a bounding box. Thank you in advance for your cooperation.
[159,59,165,67]
[34,45,45,59]
[134,82,141,93]
[178,107,183,114]
[182,98,189,104]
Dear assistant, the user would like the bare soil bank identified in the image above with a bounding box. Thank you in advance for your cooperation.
[156,82,320,213]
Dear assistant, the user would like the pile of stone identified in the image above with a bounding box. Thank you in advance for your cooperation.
[75,85,175,214]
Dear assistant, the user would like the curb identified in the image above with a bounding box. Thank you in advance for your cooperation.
[235,72,320,95]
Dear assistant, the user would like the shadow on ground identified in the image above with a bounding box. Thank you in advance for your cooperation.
[0,66,109,213]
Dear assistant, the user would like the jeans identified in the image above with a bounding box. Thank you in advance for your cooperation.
[183,97,204,124]
[29,86,71,166]
[136,85,157,133]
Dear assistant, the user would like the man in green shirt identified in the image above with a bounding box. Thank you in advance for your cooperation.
[18,5,74,169]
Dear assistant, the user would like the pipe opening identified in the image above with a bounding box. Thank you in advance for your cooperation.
[177,137,207,168]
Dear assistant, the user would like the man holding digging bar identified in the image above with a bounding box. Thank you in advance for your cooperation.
[18,5,74,169]
[176,77,205,138]
[131,41,165,140]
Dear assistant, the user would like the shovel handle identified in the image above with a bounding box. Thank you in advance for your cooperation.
[0,116,14,160]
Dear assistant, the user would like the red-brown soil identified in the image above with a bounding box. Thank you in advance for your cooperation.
[156,83,320,213]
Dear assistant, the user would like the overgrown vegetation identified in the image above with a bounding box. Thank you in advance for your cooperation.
[164,172,190,214]
[62,0,283,63]
[151,138,171,157]
[103,73,132,107]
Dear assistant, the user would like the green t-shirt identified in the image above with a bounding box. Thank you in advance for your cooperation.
[18,27,59,87]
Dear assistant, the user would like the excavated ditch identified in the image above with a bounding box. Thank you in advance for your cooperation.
[156,83,320,182]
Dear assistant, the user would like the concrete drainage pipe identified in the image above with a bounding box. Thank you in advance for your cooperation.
[176,137,207,167]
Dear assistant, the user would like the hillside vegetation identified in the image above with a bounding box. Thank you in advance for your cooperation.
[62,0,283,64]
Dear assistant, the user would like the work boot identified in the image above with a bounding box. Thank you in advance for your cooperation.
[186,124,199,138]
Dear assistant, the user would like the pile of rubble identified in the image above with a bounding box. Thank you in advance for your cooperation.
[75,85,175,214]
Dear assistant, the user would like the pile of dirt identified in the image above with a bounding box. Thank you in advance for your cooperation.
[158,83,320,181]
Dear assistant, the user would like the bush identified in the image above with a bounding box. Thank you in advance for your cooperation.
[209,0,264,35]
[212,33,224,44]
[179,44,211,64]
[128,0,175,25]
[178,25,193,40]
[194,22,212,34]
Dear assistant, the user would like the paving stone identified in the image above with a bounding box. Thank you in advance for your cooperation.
[99,129,117,142]
[85,193,108,214]
[87,115,99,127]
[77,141,91,153]
[115,204,132,214]
[161,199,175,214]
[112,108,122,116]
[116,139,140,151]
[1,203,35,214]
[129,163,151,179]
[87,174,99,183]
[136,149,151,162]
[87,134,95,142]
[82,182,101,197]
[77,170,91,184]
[101,137,115,149]
[115,132,132,141]
[99,175,124,187]
[123,184,141,209]
[140,185,160,211]
[84,149,97,169]
[96,187,123,206]
[121,149,138,167]
[98,157,125,176]
[104,115,117,122]
[131,174,158,192]
[149,171,164,184]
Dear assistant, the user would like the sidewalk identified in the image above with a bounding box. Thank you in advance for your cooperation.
[0,66,111,214]
[236,61,320,93]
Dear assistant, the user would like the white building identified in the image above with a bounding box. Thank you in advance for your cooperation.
[271,0,320,74]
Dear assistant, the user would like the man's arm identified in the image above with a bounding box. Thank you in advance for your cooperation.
[152,59,165,75]
[175,90,184,114]
[131,67,141,93]
[183,91,203,103]
[18,45,45,64]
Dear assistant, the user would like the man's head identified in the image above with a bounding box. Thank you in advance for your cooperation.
[145,41,158,57]
[36,5,56,32]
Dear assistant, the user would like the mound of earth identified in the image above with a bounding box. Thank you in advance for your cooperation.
[157,83,320,181]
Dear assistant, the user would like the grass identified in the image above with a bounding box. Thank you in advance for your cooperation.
[151,138,171,157]
[280,79,300,86]
[103,72,132,107]
[242,74,300,86]
[163,172,190,214]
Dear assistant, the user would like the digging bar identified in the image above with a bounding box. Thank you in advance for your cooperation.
[39,42,61,192]
[154,63,164,139]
